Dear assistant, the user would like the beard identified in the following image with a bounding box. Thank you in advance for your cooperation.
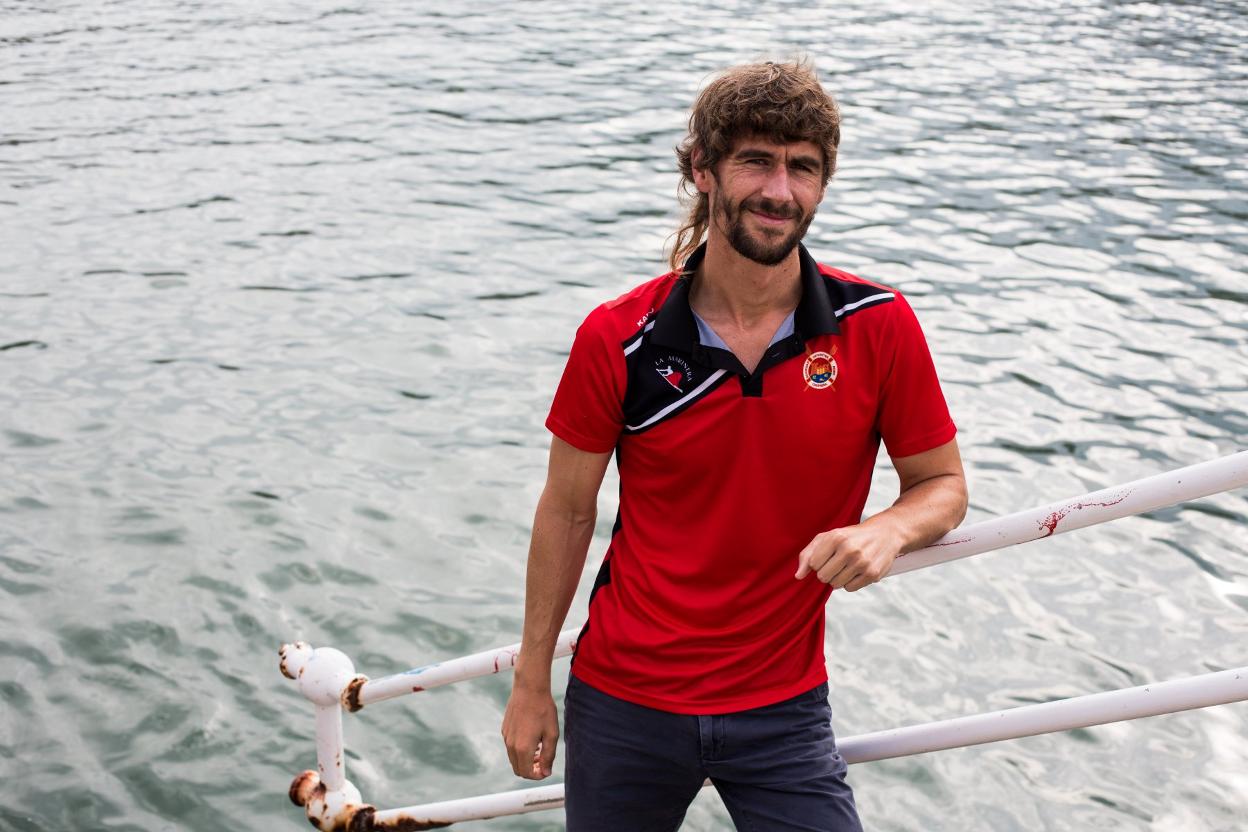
[713,187,816,267]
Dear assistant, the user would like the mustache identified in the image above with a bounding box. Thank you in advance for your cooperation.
[742,197,801,219]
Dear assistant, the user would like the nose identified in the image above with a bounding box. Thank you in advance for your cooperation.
[760,164,794,204]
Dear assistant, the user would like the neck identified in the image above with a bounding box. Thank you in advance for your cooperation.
[688,231,803,328]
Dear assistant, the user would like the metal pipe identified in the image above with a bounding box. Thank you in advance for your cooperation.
[839,664,1248,763]
[371,784,566,828]
[315,704,346,792]
[348,452,1248,708]
[366,665,1248,826]
[889,450,1248,577]
[353,629,580,710]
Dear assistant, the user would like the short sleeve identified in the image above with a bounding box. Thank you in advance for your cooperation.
[875,294,957,458]
[545,305,626,453]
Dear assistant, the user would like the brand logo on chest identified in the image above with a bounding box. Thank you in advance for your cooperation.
[803,346,838,390]
[655,355,693,393]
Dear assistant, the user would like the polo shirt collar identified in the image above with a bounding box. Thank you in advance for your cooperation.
[650,241,840,352]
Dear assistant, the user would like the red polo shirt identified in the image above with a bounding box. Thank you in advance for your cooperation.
[547,243,956,714]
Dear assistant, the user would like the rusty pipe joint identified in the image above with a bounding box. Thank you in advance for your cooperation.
[280,641,315,681]
[290,770,380,831]
[281,642,369,710]
[299,647,357,706]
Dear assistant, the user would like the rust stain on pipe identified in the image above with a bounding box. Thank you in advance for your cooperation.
[280,642,309,680]
[320,803,377,832]
[378,818,453,830]
[290,770,321,806]
[344,805,378,831]
[343,675,369,713]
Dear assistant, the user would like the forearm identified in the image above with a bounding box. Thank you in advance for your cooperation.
[513,493,596,692]
[503,438,609,780]
[866,472,967,554]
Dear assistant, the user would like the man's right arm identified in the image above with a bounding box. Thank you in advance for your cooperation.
[501,436,612,780]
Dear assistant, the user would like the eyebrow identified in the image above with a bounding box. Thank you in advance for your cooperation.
[734,146,822,169]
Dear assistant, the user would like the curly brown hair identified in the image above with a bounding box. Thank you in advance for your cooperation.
[669,59,841,271]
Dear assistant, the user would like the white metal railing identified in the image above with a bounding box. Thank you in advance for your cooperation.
[279,451,1248,831]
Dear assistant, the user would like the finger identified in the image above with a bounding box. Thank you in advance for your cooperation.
[843,575,870,592]
[798,534,839,579]
[815,548,850,585]
[529,744,543,779]
[525,739,546,779]
[840,562,882,592]
[821,561,863,591]
[795,542,815,579]
[536,732,558,778]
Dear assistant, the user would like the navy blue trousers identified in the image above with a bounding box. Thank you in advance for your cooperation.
[563,674,863,832]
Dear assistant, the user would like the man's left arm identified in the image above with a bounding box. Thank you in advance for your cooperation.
[795,438,967,591]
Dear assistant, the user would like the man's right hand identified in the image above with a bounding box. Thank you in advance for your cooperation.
[501,682,560,780]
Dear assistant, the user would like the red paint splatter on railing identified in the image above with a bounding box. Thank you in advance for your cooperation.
[493,649,519,674]
[926,537,973,548]
[1038,491,1132,538]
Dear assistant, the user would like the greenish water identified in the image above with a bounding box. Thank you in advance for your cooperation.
[1,1,1245,830]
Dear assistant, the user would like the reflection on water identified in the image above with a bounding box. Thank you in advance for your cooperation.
[1,1,1245,830]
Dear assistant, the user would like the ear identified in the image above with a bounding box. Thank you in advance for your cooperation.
[690,146,713,195]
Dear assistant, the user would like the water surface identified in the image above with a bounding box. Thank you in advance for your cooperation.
[1,1,1246,830]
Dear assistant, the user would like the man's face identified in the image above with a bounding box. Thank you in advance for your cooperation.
[699,135,826,266]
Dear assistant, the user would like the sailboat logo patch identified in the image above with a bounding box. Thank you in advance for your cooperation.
[803,347,838,390]
[655,356,692,393]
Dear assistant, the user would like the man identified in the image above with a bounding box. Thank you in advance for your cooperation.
[502,60,967,831]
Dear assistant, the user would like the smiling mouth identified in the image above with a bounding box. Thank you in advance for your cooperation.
[750,209,793,225]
